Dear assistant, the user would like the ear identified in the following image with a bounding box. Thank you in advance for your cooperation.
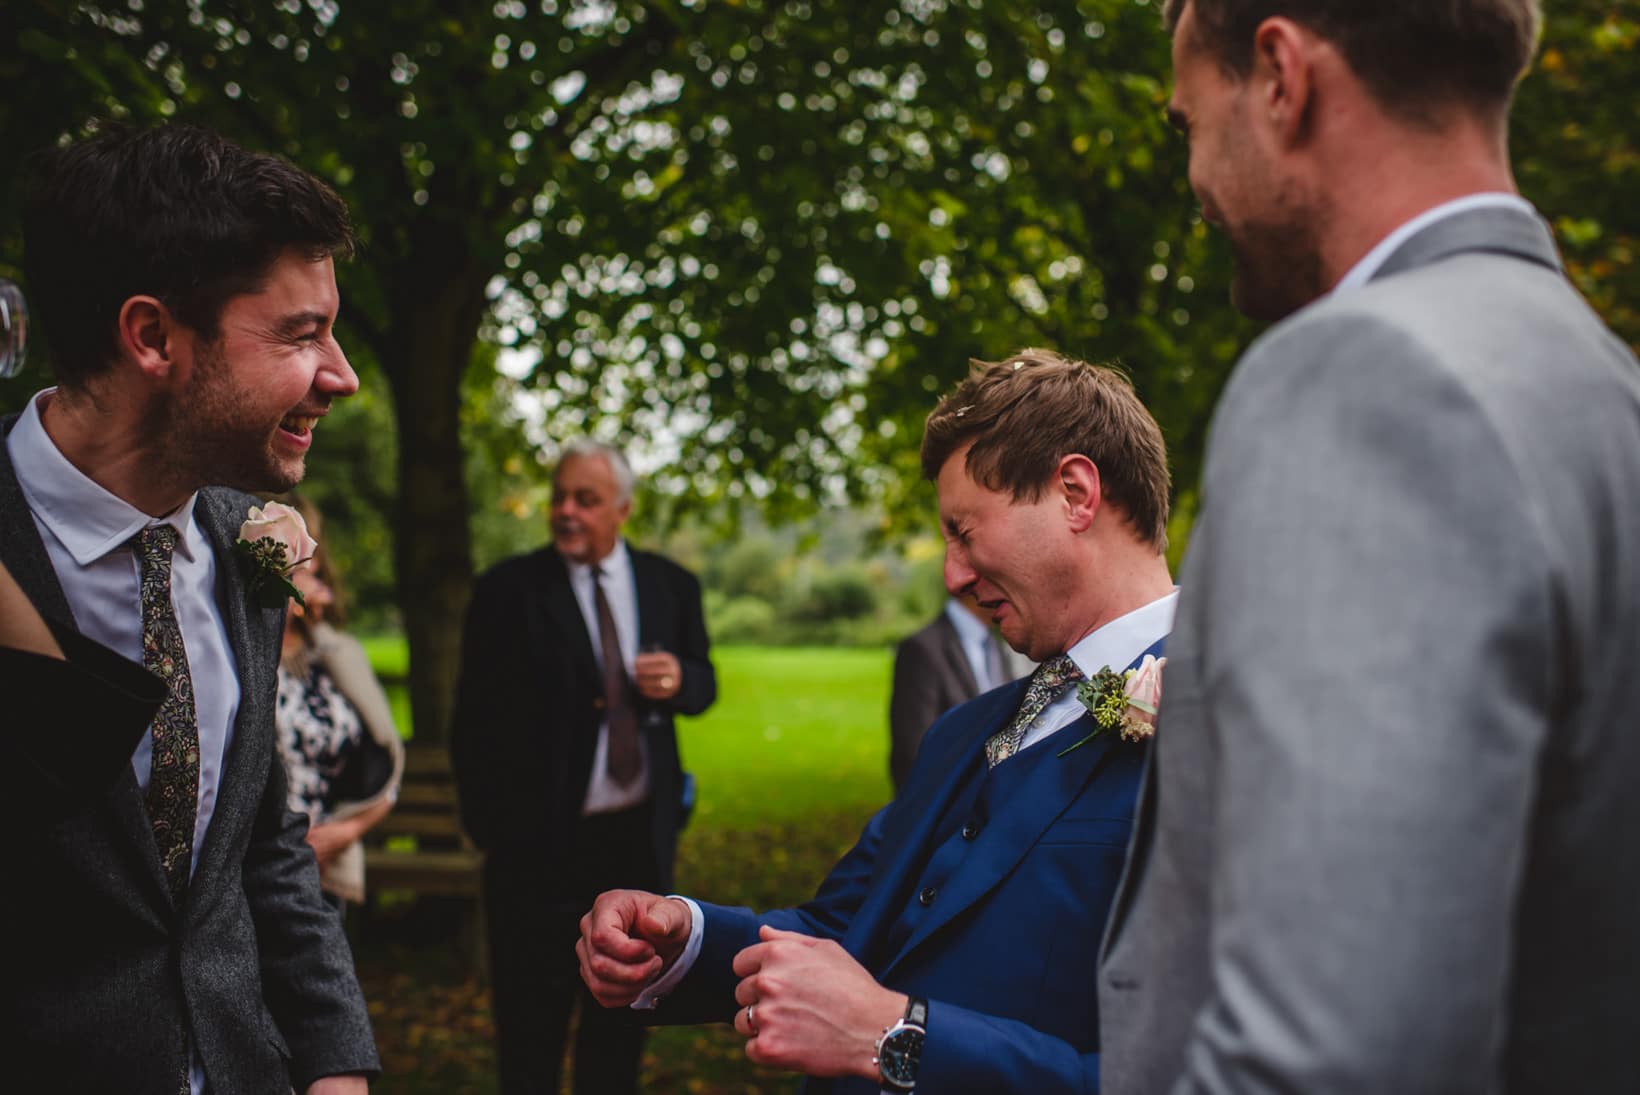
[1251,17,1317,148]
[115,295,183,385]
[1057,454,1101,534]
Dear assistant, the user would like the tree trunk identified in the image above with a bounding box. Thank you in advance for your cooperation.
[383,228,491,745]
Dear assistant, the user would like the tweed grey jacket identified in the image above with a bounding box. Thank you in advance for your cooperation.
[1,413,378,1093]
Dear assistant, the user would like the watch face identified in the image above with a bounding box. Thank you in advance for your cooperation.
[879,1026,924,1087]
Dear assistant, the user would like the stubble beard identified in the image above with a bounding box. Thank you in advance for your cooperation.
[163,340,304,495]
[1225,183,1330,323]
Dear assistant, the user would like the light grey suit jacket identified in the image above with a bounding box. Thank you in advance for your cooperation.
[1099,206,1640,1094]
[0,415,379,1092]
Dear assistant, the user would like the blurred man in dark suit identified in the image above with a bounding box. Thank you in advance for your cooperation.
[451,439,716,1095]
[889,594,1028,789]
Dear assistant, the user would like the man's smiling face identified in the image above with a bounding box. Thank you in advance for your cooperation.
[169,249,356,492]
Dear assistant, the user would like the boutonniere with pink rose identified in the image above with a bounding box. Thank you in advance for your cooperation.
[1058,653,1165,757]
[234,502,317,609]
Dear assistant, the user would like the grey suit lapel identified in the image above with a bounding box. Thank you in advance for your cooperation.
[188,489,286,893]
[1372,204,1563,284]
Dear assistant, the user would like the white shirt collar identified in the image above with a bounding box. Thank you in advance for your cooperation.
[943,597,990,647]
[565,536,631,582]
[1065,589,1179,678]
[9,388,200,566]
[1331,193,1537,298]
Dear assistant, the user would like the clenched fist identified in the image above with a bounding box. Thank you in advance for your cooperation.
[576,889,694,1007]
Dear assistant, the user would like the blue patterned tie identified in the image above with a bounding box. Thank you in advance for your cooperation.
[984,654,1083,767]
[132,526,199,906]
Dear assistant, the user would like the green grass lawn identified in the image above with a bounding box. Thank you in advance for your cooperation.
[357,640,899,1093]
[362,639,896,828]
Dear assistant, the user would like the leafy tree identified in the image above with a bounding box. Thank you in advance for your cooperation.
[1514,3,1640,352]
[4,0,1237,742]
[8,0,1632,745]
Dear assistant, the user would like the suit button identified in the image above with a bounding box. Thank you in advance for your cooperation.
[960,820,981,840]
[592,697,606,712]
[918,886,937,907]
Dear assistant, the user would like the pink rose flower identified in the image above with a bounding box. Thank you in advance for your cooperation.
[239,502,316,575]
[1119,654,1166,742]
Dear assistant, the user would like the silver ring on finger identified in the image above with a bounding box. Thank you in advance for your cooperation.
[746,1003,758,1035]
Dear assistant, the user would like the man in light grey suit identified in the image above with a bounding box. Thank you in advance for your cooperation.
[1100,2,1640,1092]
[4,122,377,1092]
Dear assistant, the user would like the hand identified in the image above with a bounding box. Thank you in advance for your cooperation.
[633,650,682,701]
[577,889,694,1007]
[306,1076,368,1094]
[305,819,358,867]
[730,925,906,1079]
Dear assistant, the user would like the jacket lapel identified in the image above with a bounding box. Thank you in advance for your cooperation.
[630,548,672,647]
[878,714,1125,978]
[539,547,599,686]
[841,682,1026,960]
[1372,204,1563,284]
[934,614,981,696]
[876,636,1169,975]
[188,489,286,893]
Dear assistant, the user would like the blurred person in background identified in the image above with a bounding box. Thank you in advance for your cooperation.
[275,495,403,912]
[452,438,716,1095]
[889,593,1031,791]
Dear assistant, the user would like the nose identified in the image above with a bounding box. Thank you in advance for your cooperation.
[944,544,976,597]
[318,339,359,398]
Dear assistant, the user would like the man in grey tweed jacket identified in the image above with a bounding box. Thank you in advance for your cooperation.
[3,121,377,1092]
[1101,2,1640,1092]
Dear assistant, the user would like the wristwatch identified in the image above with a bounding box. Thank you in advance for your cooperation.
[874,996,927,1091]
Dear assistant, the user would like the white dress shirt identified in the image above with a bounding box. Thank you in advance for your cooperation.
[9,389,241,1095]
[1331,192,1537,298]
[566,537,652,814]
[633,589,1179,1025]
[944,597,1002,693]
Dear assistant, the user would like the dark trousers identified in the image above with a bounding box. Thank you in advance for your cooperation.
[485,801,661,1095]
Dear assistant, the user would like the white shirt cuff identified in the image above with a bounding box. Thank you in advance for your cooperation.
[629,895,705,1010]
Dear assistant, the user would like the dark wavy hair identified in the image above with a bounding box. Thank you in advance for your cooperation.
[22,120,354,388]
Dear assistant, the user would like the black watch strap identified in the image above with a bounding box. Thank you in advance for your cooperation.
[905,997,928,1027]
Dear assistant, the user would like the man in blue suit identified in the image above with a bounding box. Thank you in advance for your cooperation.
[578,348,1177,1093]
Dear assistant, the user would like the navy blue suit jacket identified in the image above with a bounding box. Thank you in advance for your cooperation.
[651,640,1162,1094]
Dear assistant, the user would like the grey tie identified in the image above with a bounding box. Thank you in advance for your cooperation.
[984,654,1083,767]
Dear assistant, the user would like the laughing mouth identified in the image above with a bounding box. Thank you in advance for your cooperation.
[280,413,320,435]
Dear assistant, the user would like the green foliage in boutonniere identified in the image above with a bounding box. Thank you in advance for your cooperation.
[1057,653,1166,757]
[234,502,316,610]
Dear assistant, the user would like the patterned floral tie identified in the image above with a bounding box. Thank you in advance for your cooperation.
[984,654,1084,767]
[131,526,199,906]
